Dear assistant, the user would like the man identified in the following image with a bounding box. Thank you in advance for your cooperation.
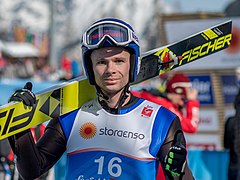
[224,109,238,180]
[231,89,240,180]
[0,139,14,179]
[132,73,199,133]
[8,18,194,180]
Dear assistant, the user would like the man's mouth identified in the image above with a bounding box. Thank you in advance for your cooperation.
[104,78,118,84]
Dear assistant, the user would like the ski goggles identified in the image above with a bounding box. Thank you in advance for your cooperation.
[82,21,139,49]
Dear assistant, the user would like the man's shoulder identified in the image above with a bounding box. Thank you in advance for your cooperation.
[81,98,101,112]
[225,116,236,127]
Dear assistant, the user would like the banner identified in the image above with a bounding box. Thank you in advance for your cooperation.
[220,74,238,104]
[189,75,214,105]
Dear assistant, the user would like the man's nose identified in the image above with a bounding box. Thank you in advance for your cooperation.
[106,61,116,73]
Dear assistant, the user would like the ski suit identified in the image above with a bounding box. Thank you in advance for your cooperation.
[8,95,194,180]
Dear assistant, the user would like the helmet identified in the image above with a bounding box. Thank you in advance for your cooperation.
[81,18,140,85]
[166,73,192,97]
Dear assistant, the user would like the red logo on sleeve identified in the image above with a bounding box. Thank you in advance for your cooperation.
[141,105,154,117]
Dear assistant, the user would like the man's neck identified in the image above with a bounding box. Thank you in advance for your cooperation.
[99,90,131,109]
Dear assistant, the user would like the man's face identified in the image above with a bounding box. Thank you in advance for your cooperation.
[91,47,130,95]
[169,93,185,108]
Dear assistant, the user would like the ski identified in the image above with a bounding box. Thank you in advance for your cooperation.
[0,20,232,140]
[135,20,232,84]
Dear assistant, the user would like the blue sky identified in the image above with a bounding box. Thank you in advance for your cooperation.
[166,0,233,13]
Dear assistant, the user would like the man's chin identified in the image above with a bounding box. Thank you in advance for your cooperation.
[102,86,124,95]
[102,87,118,94]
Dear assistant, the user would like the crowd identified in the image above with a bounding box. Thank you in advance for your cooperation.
[0,51,82,82]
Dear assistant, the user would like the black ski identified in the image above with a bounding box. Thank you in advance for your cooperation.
[135,20,232,84]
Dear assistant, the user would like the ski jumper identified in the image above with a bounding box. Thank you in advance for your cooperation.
[8,95,194,180]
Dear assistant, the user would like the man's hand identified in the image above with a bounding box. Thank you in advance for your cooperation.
[164,132,187,178]
[8,82,36,106]
[185,87,198,100]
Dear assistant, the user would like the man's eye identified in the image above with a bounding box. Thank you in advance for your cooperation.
[97,61,106,65]
[115,59,124,63]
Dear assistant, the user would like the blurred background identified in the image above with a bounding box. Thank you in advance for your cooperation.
[0,0,240,179]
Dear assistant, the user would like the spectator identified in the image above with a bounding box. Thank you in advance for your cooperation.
[224,97,238,180]
[0,51,6,77]
[60,55,73,81]
[225,0,240,17]
[0,139,15,180]
[71,60,81,78]
[233,89,240,179]
[132,72,200,133]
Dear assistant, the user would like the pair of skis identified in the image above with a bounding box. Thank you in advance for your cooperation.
[0,20,232,140]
